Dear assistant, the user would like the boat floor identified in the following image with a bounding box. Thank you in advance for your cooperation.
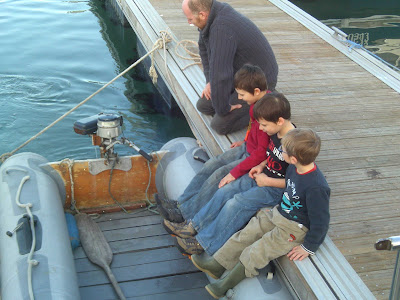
[73,209,214,300]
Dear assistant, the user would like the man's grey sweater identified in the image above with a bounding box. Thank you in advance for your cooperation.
[199,1,278,116]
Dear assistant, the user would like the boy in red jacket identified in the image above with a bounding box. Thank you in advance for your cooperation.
[157,64,270,224]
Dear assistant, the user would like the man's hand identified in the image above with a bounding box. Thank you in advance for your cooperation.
[202,83,211,100]
[249,165,264,179]
[287,246,310,261]
[230,104,242,112]
[218,173,236,188]
[230,140,245,148]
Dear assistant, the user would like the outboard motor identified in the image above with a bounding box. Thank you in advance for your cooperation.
[73,113,152,162]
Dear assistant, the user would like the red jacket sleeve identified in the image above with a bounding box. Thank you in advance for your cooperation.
[229,119,269,179]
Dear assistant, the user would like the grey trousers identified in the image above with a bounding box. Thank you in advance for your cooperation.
[196,97,250,135]
[213,206,308,277]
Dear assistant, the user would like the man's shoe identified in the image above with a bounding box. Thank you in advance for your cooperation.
[191,252,225,279]
[163,219,196,238]
[176,236,204,255]
[157,203,184,223]
[205,262,246,299]
[155,193,178,209]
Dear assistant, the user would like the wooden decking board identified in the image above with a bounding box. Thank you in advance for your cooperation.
[75,248,186,273]
[75,211,212,299]
[79,273,212,300]
[78,258,200,286]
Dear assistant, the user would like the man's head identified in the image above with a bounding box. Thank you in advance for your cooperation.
[253,92,291,136]
[234,64,268,105]
[281,128,321,165]
[182,0,212,29]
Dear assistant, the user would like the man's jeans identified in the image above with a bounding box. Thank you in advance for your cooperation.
[193,175,284,255]
[178,143,248,220]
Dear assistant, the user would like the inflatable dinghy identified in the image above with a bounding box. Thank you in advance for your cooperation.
[155,137,294,299]
[0,153,80,300]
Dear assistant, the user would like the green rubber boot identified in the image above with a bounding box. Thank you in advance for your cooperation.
[205,262,246,299]
[191,252,226,279]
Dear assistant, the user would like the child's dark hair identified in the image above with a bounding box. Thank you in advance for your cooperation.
[281,128,321,165]
[234,64,267,94]
[253,92,291,123]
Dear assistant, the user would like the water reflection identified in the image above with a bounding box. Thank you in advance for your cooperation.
[289,0,400,70]
[322,15,400,67]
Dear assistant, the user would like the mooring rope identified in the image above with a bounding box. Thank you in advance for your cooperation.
[0,34,171,164]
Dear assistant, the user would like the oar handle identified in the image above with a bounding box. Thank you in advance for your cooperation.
[104,264,126,300]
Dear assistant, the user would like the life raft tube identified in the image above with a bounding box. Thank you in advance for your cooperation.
[0,153,80,300]
[155,137,209,201]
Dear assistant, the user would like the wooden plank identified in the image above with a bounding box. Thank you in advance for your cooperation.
[78,258,199,287]
[74,234,175,259]
[75,247,185,273]
[50,154,161,209]
[79,273,212,300]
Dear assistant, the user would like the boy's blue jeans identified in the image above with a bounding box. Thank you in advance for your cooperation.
[193,175,284,255]
[178,143,248,220]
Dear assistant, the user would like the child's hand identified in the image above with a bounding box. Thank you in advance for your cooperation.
[253,173,270,186]
[249,165,263,179]
[230,140,245,148]
[287,245,309,261]
[218,173,236,188]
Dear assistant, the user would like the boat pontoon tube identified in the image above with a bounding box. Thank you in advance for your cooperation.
[155,137,209,201]
[0,153,80,300]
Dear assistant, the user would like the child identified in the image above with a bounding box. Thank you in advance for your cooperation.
[191,128,330,299]
[165,92,295,256]
[157,64,270,223]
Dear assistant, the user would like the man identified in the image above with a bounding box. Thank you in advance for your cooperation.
[182,0,279,135]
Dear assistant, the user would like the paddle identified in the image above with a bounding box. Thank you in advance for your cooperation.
[75,213,126,300]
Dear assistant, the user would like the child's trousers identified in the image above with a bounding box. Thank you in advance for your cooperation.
[213,206,308,277]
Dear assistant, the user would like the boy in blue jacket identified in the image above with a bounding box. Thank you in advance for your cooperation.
[190,128,330,299]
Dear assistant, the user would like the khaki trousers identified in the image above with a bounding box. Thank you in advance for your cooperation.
[214,206,308,277]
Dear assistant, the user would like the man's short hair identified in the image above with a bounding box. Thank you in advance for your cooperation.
[188,0,213,14]
[234,64,267,94]
[253,92,291,123]
[281,128,321,165]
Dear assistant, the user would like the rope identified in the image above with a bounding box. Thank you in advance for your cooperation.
[60,158,80,214]
[107,153,159,216]
[156,30,199,135]
[15,175,38,300]
[0,36,169,164]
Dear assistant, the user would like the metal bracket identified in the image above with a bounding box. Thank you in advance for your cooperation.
[88,156,132,175]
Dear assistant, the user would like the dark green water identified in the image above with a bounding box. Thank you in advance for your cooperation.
[0,0,192,162]
[290,0,400,69]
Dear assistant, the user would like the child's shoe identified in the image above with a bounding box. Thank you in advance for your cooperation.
[176,236,204,255]
[155,193,178,209]
[191,252,225,279]
[205,262,246,299]
[163,219,196,238]
[156,202,184,223]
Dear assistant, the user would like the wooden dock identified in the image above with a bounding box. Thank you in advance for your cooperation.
[103,0,400,298]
